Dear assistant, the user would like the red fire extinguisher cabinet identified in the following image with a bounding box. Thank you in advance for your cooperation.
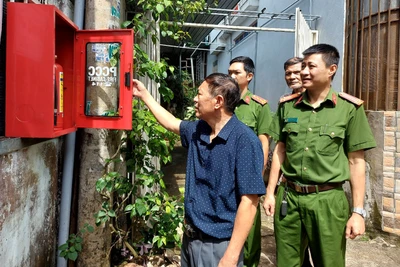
[6,2,134,138]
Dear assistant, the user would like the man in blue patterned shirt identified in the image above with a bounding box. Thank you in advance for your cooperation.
[133,73,266,267]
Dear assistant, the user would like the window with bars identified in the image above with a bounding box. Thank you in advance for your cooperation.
[344,0,400,111]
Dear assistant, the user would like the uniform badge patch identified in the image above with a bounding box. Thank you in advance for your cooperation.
[338,92,364,106]
[251,95,268,105]
[285,118,298,123]
[279,92,302,104]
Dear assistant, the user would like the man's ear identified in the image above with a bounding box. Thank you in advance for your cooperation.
[328,64,338,77]
[214,95,224,110]
[247,72,254,83]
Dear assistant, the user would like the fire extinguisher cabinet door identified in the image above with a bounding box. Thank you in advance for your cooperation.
[74,30,134,130]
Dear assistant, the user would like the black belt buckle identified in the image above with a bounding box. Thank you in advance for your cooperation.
[184,221,198,239]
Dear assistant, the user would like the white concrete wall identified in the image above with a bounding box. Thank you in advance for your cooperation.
[49,0,75,19]
[206,0,346,111]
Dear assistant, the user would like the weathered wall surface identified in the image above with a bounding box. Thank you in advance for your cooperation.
[0,1,74,266]
[0,139,61,267]
[365,111,384,231]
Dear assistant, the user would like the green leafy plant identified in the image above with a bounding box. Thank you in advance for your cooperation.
[92,100,181,260]
[124,99,182,249]
[59,0,210,264]
[61,0,212,264]
[117,0,211,256]
[58,223,94,261]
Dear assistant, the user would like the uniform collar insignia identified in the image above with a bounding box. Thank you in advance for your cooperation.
[332,92,337,106]
[294,95,304,106]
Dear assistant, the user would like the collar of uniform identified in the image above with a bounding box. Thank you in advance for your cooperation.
[199,115,238,143]
[240,90,253,105]
[295,88,337,107]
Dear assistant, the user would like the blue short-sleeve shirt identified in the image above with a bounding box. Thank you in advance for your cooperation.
[180,114,266,239]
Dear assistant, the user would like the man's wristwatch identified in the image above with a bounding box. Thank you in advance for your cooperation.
[352,207,366,218]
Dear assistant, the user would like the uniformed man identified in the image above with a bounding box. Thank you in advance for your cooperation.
[263,44,376,267]
[284,57,305,94]
[229,56,273,267]
[283,56,313,267]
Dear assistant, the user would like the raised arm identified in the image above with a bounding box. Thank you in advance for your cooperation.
[133,79,181,135]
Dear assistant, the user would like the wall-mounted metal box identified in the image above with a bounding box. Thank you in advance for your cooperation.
[6,2,134,138]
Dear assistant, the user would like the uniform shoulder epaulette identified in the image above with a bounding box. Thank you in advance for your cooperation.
[279,92,302,103]
[338,92,364,106]
[251,95,268,105]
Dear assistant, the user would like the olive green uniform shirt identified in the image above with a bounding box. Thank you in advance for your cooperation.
[267,88,376,184]
[235,90,272,135]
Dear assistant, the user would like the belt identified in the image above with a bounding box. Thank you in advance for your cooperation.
[281,176,344,194]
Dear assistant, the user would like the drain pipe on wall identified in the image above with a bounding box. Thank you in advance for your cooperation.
[56,1,85,267]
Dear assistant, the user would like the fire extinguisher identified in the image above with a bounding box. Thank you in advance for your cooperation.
[54,56,64,129]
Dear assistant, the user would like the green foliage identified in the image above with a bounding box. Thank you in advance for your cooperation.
[124,0,210,102]
[109,45,120,67]
[134,45,174,102]
[124,191,184,248]
[184,106,197,121]
[84,0,211,263]
[92,101,181,257]
[164,69,198,120]
[58,223,94,261]
[126,0,208,43]
[124,99,182,249]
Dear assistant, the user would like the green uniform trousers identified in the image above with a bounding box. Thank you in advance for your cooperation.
[244,204,261,267]
[274,185,349,267]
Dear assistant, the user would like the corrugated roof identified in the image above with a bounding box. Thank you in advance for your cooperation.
[184,0,240,44]
[161,0,240,57]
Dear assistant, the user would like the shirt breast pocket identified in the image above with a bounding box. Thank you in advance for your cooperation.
[317,126,345,155]
[282,123,300,152]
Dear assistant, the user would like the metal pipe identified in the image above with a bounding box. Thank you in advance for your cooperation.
[161,43,225,53]
[190,57,195,87]
[0,0,2,41]
[57,1,85,266]
[207,7,320,20]
[259,0,303,28]
[176,22,295,33]
[179,50,182,76]
[253,32,258,94]
[202,8,320,21]
[189,42,205,86]
[190,41,206,58]
[74,0,85,30]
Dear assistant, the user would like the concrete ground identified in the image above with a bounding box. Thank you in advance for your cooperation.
[162,145,400,266]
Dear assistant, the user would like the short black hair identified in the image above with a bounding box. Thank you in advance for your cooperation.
[204,73,240,114]
[229,56,255,75]
[302,44,340,80]
[284,57,303,70]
